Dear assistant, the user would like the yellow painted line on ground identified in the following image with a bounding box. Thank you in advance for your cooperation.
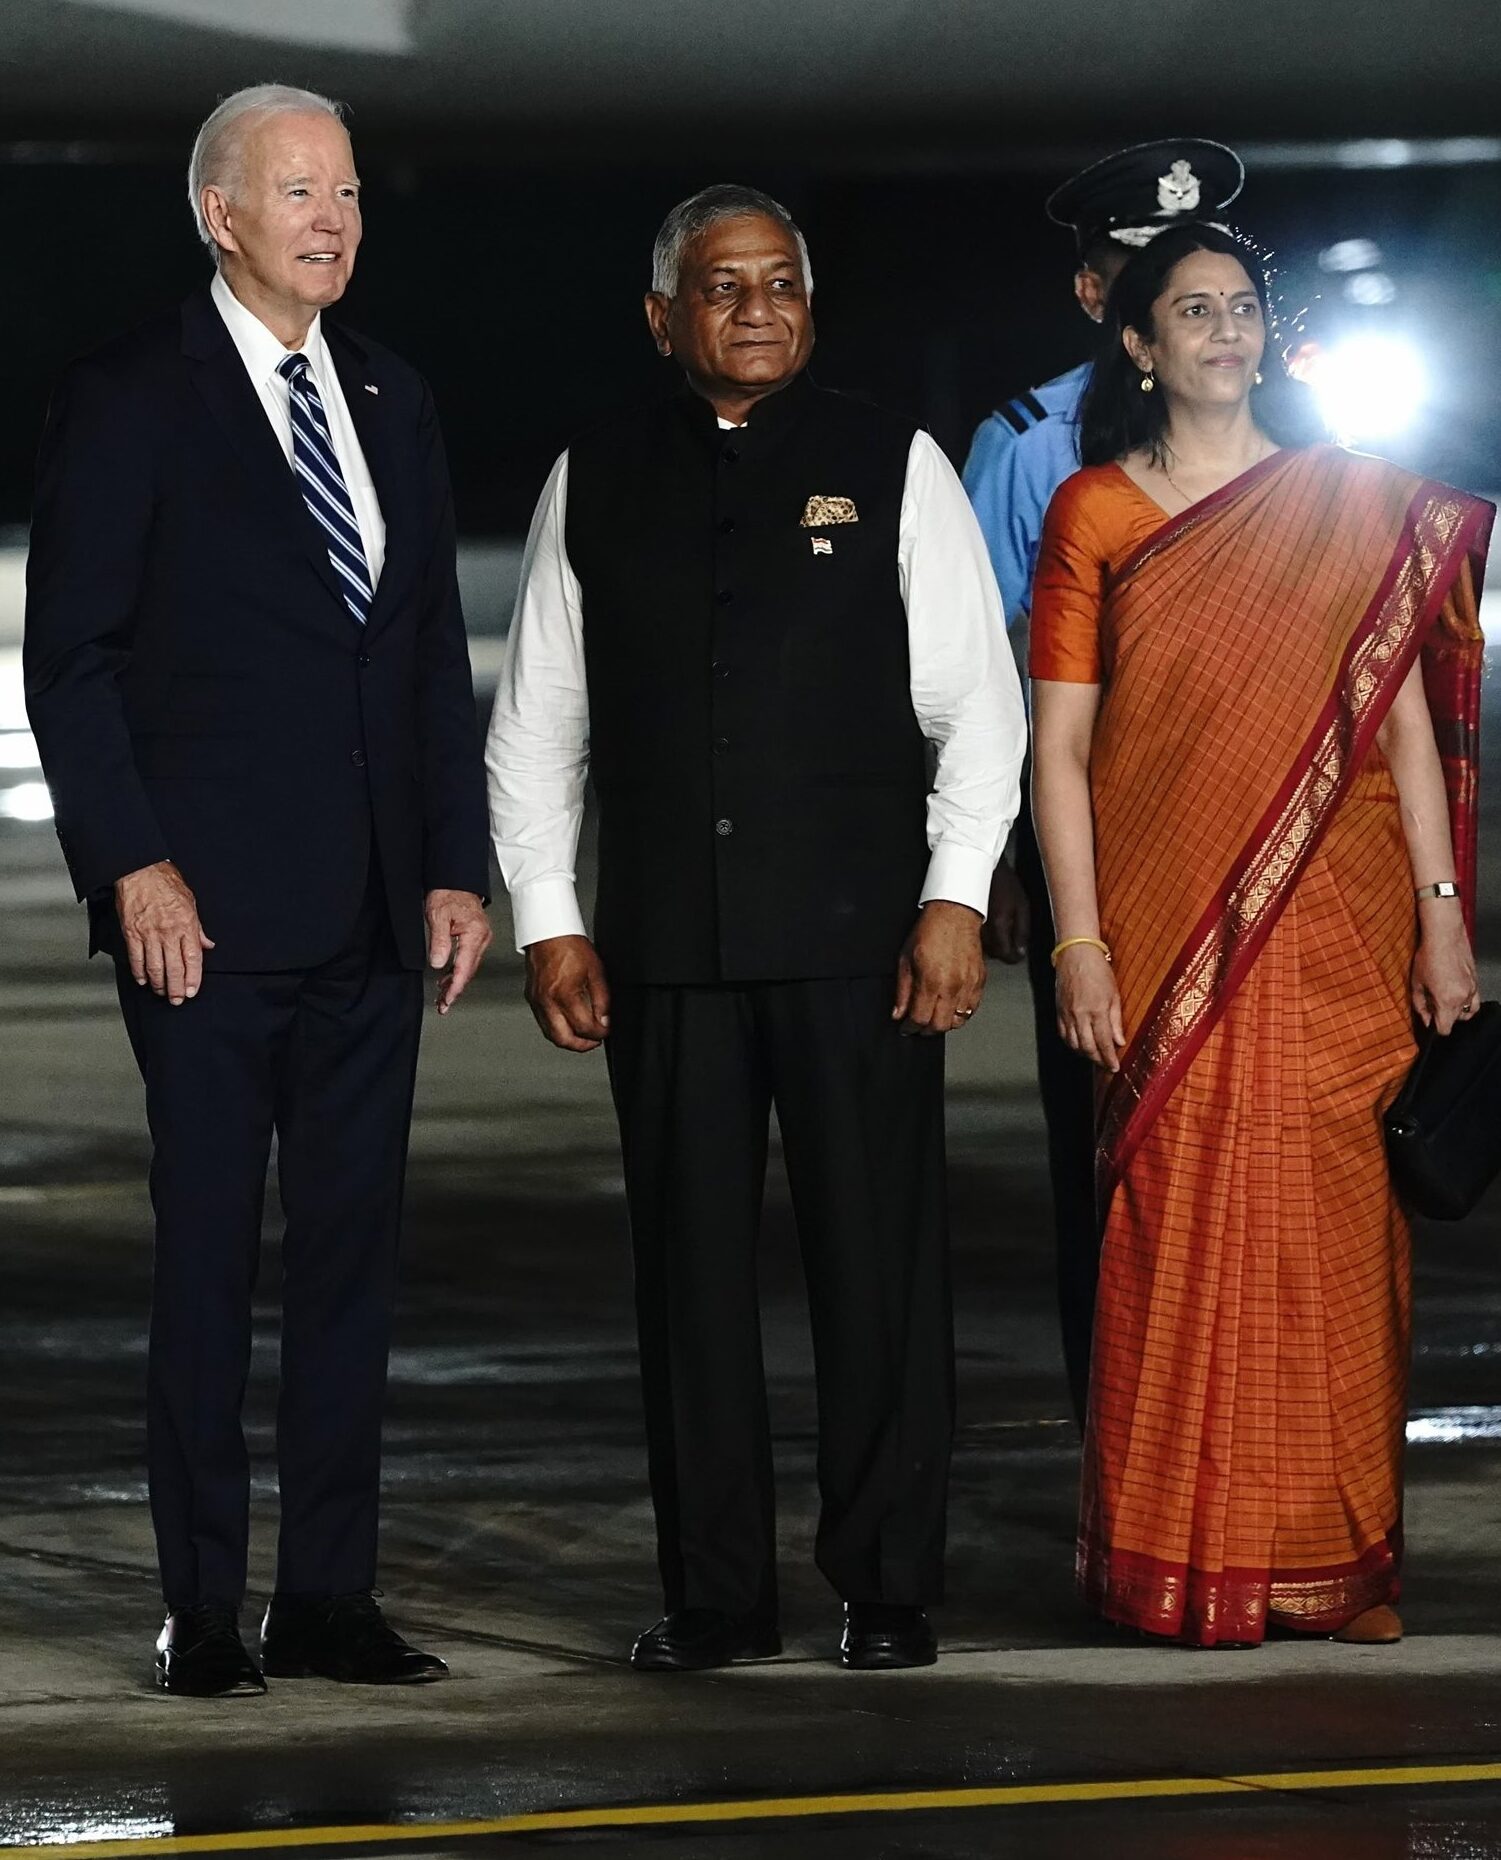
[15,1761,1501,1856]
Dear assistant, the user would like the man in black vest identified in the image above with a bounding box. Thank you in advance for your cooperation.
[24,85,491,1696]
[487,185,1025,1672]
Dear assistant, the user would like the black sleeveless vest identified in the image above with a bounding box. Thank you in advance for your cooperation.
[565,375,929,984]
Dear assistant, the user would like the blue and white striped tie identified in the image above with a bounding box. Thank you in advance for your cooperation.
[277,352,373,625]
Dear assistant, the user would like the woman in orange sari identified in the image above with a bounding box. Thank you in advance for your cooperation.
[1031,223,1492,1648]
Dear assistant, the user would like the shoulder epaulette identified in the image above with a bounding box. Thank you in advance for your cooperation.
[996,390,1050,437]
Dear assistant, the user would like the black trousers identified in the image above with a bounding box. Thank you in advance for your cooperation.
[113,873,423,1609]
[606,976,952,1622]
[1014,805,1100,1425]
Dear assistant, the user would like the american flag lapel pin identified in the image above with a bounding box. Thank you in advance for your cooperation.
[810,535,833,556]
[364,383,379,395]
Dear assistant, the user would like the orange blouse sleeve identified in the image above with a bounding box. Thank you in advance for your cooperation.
[1029,472,1108,684]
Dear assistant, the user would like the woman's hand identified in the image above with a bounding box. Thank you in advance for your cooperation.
[1056,946,1125,1072]
[1413,908,1479,1035]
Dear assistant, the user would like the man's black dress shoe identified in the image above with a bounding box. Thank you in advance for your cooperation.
[630,1608,782,1672]
[260,1591,448,1684]
[840,1603,938,1670]
[155,1604,267,1697]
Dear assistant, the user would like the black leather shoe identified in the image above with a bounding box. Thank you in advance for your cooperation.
[630,1608,781,1672]
[260,1591,448,1684]
[155,1604,267,1697]
[840,1603,937,1670]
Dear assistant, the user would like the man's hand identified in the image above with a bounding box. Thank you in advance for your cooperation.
[425,889,493,1014]
[892,900,986,1035]
[981,858,1030,964]
[524,935,611,1052]
[115,861,214,1006]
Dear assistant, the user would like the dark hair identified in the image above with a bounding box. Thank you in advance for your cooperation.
[1078,234,1127,279]
[1078,221,1327,467]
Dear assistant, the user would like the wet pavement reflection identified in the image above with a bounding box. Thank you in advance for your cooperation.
[1,550,1500,1857]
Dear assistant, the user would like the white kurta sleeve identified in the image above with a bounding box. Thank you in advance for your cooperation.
[484,452,592,950]
[898,430,1027,915]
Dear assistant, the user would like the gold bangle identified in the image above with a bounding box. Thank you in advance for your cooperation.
[1052,936,1112,968]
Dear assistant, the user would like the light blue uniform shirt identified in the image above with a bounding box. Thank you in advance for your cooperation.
[962,361,1092,626]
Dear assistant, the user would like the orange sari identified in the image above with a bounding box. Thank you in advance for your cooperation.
[1031,444,1491,1646]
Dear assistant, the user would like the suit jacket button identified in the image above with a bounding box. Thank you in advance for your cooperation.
[715,818,734,836]
[358,652,371,668]
[351,749,367,768]
[713,737,730,756]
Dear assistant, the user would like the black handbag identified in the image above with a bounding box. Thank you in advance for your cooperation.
[1384,1002,1501,1220]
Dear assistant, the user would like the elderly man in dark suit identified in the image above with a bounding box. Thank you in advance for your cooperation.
[24,84,492,1697]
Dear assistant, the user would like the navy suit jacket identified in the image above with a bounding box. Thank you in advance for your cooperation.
[23,285,489,972]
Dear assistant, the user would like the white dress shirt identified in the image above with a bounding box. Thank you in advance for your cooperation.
[210,271,387,586]
[486,423,1027,951]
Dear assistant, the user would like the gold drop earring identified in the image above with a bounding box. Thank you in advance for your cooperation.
[1139,371,1156,394]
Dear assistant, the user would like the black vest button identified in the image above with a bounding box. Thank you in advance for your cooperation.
[713,737,730,755]
[713,662,731,680]
[716,589,734,606]
[721,445,740,463]
[350,749,367,768]
[718,516,736,534]
[715,817,735,836]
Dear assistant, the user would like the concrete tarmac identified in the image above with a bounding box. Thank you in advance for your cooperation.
[2,657,1501,1855]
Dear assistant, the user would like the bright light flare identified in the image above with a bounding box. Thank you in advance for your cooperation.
[1320,238,1384,273]
[0,780,54,822]
[0,731,40,770]
[1345,272,1397,307]
[1292,333,1429,444]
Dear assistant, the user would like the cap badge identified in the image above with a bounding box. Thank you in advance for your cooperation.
[800,495,858,527]
[1157,160,1201,215]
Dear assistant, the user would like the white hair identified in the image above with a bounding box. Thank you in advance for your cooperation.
[651,184,812,296]
[187,83,347,261]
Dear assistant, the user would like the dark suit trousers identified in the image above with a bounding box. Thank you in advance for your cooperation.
[1014,804,1100,1426]
[113,874,423,1609]
[606,977,952,1622]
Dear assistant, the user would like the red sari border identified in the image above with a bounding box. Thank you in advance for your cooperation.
[1097,476,1491,1205]
[1108,445,1297,587]
[1080,1524,1403,1644]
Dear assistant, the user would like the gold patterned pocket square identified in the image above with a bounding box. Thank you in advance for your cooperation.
[800,495,859,528]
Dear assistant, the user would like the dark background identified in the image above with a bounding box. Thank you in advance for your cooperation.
[4,1,1501,531]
